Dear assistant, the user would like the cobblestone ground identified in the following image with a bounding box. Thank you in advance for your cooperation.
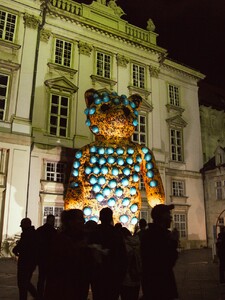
[1,248,225,300]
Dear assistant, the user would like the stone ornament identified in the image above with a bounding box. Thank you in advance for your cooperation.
[78,41,93,56]
[23,13,40,29]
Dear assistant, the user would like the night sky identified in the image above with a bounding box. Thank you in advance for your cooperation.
[76,0,225,90]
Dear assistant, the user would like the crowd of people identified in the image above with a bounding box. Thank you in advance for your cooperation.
[13,204,180,300]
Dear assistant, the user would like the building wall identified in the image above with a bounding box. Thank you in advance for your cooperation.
[0,0,206,248]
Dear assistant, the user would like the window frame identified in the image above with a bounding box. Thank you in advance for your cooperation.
[45,161,66,183]
[170,128,183,162]
[172,180,185,197]
[48,93,70,138]
[0,73,10,121]
[95,50,112,79]
[53,37,73,68]
[43,206,64,228]
[215,181,223,200]
[0,9,17,43]
[168,84,180,107]
[173,212,187,239]
[131,63,146,89]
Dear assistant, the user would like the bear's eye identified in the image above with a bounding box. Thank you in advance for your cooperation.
[123,107,130,117]
[101,104,110,112]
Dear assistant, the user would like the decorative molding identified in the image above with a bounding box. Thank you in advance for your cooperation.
[0,40,21,52]
[47,62,77,79]
[116,54,129,67]
[90,74,117,90]
[0,59,20,72]
[127,85,151,100]
[107,0,125,17]
[166,115,187,128]
[23,13,40,29]
[166,104,185,115]
[140,98,153,112]
[78,41,93,56]
[149,65,160,78]
[40,29,51,42]
[44,76,78,94]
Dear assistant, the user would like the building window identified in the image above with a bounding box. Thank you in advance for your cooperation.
[132,114,147,146]
[132,64,145,89]
[0,10,17,42]
[49,94,69,137]
[45,161,66,183]
[96,51,111,79]
[216,181,222,200]
[43,206,64,228]
[172,180,185,197]
[54,38,72,67]
[218,217,224,226]
[168,84,180,106]
[170,128,183,162]
[174,213,187,238]
[0,74,9,121]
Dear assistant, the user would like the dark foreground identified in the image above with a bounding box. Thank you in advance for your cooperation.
[0,248,225,300]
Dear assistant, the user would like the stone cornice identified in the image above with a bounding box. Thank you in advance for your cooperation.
[0,59,20,71]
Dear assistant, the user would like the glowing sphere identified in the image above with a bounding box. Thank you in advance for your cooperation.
[90,156,98,164]
[133,119,138,126]
[108,198,116,207]
[84,108,89,115]
[142,147,149,154]
[89,175,98,185]
[123,98,129,105]
[130,204,138,212]
[122,198,130,206]
[131,217,138,225]
[101,166,108,175]
[106,147,114,155]
[89,107,96,115]
[147,170,154,178]
[150,180,158,187]
[102,187,111,196]
[112,167,119,176]
[98,147,105,155]
[91,126,99,134]
[134,164,140,172]
[132,174,139,182]
[145,153,152,161]
[90,216,99,222]
[85,119,91,126]
[70,182,79,188]
[93,184,101,193]
[109,179,117,188]
[116,148,124,155]
[96,193,104,202]
[123,167,130,176]
[127,147,134,155]
[93,166,100,174]
[85,166,92,175]
[98,176,106,185]
[72,169,79,177]
[94,98,102,105]
[107,156,116,164]
[90,146,97,153]
[114,98,120,105]
[117,157,124,166]
[99,157,106,165]
[83,207,92,216]
[146,162,153,170]
[103,95,110,103]
[136,155,142,163]
[115,188,123,197]
[73,161,80,168]
[121,178,129,187]
[75,151,82,159]
[120,215,129,224]
[126,157,133,165]
[130,187,137,195]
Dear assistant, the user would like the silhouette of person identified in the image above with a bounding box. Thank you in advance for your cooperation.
[36,214,57,299]
[12,217,38,300]
[91,207,127,300]
[120,227,141,300]
[140,204,179,300]
[216,226,225,283]
[44,209,89,300]
[134,218,147,242]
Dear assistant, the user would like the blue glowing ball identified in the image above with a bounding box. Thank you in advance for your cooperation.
[94,98,102,105]
[72,169,79,177]
[103,95,110,103]
[85,166,92,175]
[108,156,116,164]
[122,198,130,206]
[120,215,129,224]
[96,193,104,202]
[93,166,100,174]
[91,126,99,134]
[99,157,106,165]
[127,147,134,155]
[90,156,98,164]
[90,216,99,222]
[98,176,106,185]
[146,162,154,170]
[131,217,138,225]
[134,110,138,116]
[83,207,92,216]
[116,148,124,155]
[89,107,96,115]
[134,164,141,172]
[73,161,80,168]
[93,93,99,98]
[90,146,97,153]
[133,119,138,126]
[123,98,129,105]
[75,151,82,159]
[84,108,89,115]
[117,157,124,166]
[130,187,137,195]
[89,175,98,185]
[150,180,158,187]
[121,178,129,187]
[70,182,79,188]
[132,173,139,182]
[130,101,136,108]
[93,184,101,193]
[85,119,91,126]
[108,198,116,207]
[101,166,108,175]
[103,187,111,196]
[106,147,114,155]
[147,170,154,178]
[145,153,152,161]
[98,147,105,155]
[112,167,119,176]
[142,147,149,154]
[136,155,142,163]
[130,204,138,213]
[114,98,120,105]
[126,157,133,165]
[109,179,117,188]
[115,188,123,197]
[123,167,130,176]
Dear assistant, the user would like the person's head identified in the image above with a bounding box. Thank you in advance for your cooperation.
[99,207,113,225]
[20,218,32,231]
[139,218,147,230]
[46,214,55,227]
[121,227,132,238]
[61,209,84,233]
[151,204,174,229]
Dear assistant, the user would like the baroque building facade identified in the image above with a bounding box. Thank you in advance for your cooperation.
[199,82,225,249]
[0,0,206,249]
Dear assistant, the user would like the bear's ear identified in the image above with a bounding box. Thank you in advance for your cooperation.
[85,89,97,107]
[128,94,142,109]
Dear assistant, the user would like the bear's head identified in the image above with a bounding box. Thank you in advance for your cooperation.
[84,89,142,139]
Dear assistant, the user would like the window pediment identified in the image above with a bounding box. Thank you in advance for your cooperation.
[166,115,187,128]
[140,98,153,112]
[44,76,78,94]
